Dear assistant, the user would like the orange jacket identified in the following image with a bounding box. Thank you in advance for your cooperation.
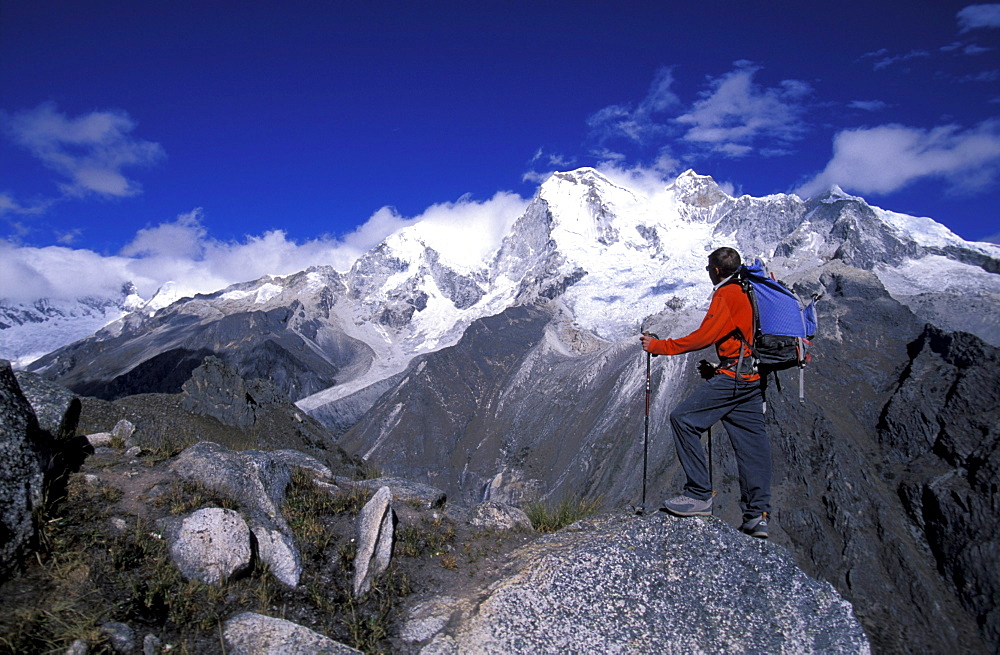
[646,281,758,381]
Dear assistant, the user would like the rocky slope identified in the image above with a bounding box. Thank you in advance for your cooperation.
[0,364,869,654]
[335,262,998,654]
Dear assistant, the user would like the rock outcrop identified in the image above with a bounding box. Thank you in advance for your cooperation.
[181,355,288,429]
[13,369,80,440]
[0,360,46,581]
[880,325,1000,651]
[409,513,870,654]
[168,441,335,587]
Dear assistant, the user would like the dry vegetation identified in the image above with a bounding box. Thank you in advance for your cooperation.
[0,395,601,654]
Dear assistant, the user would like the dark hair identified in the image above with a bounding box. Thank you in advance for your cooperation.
[709,247,741,277]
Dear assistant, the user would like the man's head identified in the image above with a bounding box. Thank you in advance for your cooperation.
[707,247,741,284]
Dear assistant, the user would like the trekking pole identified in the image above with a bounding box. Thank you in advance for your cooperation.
[633,332,657,515]
[706,426,714,516]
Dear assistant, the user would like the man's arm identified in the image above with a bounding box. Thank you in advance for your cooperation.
[640,291,737,356]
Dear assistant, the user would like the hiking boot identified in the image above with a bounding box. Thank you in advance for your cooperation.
[661,495,713,517]
[741,513,769,539]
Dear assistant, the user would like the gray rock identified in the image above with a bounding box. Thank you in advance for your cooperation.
[111,419,135,444]
[222,612,363,654]
[0,360,45,580]
[100,621,136,654]
[142,633,161,655]
[354,486,395,596]
[251,525,301,589]
[468,501,533,531]
[181,356,281,429]
[65,639,88,655]
[86,432,114,448]
[420,513,870,654]
[339,476,446,509]
[13,369,79,439]
[164,507,252,585]
[400,597,459,644]
[168,441,332,587]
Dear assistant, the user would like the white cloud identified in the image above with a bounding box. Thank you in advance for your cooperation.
[523,149,577,183]
[871,49,932,70]
[596,156,681,196]
[960,68,1000,82]
[585,63,811,167]
[0,192,529,303]
[849,100,888,112]
[2,102,165,199]
[400,192,528,268]
[958,4,1000,32]
[675,63,811,157]
[120,209,209,259]
[0,240,135,302]
[587,67,680,145]
[794,119,1000,198]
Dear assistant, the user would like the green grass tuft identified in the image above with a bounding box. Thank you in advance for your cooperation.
[524,496,603,533]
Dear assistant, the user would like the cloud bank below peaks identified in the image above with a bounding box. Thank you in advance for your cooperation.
[1,193,528,305]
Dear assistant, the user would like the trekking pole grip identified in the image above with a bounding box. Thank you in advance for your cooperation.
[642,331,660,357]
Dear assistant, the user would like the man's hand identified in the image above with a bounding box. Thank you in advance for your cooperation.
[640,334,658,352]
[697,359,717,380]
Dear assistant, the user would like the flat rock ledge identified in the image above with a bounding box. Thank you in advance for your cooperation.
[413,512,871,655]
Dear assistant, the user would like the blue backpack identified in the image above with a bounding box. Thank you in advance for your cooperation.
[736,259,821,403]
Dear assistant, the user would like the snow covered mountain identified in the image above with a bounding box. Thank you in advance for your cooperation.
[0,282,145,368]
[16,168,1000,406]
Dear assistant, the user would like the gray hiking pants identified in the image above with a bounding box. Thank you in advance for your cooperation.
[669,373,772,519]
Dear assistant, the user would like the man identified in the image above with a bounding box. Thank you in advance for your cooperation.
[639,246,771,538]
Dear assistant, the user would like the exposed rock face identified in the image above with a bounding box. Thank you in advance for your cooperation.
[0,361,46,581]
[756,265,994,655]
[880,325,1000,651]
[413,513,869,654]
[181,355,285,429]
[223,612,363,654]
[338,304,565,505]
[164,507,253,585]
[26,267,365,403]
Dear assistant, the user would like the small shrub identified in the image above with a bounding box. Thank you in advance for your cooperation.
[343,565,411,653]
[396,518,456,559]
[524,496,602,533]
[152,481,239,515]
[283,470,340,552]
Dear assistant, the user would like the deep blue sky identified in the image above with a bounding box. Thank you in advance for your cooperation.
[2,0,999,269]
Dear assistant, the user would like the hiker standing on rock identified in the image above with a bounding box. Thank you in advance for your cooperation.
[640,246,771,538]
